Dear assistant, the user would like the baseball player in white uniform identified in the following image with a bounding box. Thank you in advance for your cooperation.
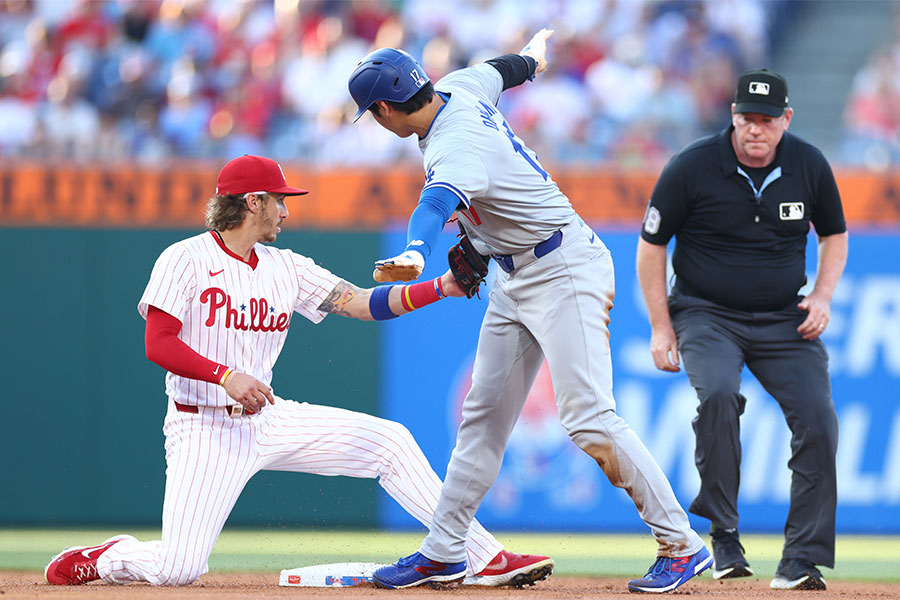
[43,155,553,587]
[348,31,711,593]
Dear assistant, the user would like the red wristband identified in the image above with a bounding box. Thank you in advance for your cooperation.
[401,278,443,312]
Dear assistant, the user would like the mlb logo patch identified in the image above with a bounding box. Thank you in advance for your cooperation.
[779,202,804,220]
[749,81,770,95]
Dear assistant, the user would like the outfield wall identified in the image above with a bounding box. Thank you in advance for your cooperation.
[2,164,900,228]
[2,227,897,533]
[2,164,898,532]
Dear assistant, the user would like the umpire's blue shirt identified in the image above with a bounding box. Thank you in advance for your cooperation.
[641,126,847,312]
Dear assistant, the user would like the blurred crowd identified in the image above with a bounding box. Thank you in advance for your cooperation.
[0,0,786,168]
[840,11,900,171]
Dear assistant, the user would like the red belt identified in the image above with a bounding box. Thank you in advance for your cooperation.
[175,401,251,417]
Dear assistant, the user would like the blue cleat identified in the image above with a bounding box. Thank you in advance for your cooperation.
[627,545,712,593]
[373,552,467,589]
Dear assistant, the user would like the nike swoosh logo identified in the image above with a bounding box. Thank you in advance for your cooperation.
[81,547,103,559]
[214,366,222,375]
[493,554,508,571]
[209,269,225,277]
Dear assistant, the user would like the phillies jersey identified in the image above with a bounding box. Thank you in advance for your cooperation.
[138,231,340,407]
[419,63,575,256]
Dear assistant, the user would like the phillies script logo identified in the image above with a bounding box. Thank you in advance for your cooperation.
[200,287,290,332]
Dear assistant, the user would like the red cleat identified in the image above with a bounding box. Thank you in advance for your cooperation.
[44,535,136,585]
[463,550,554,587]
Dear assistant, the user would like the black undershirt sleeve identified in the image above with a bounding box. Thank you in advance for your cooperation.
[485,54,537,90]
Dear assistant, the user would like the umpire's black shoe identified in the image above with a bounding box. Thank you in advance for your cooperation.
[710,527,753,579]
[770,558,826,590]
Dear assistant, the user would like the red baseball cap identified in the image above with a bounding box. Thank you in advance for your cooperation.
[216,155,308,196]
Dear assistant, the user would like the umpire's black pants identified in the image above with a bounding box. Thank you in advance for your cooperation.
[669,286,838,568]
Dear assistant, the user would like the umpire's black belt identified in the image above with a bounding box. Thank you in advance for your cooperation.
[492,228,564,273]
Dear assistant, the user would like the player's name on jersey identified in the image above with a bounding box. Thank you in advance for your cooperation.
[0,164,895,227]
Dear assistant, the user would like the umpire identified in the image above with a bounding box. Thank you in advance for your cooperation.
[636,68,847,591]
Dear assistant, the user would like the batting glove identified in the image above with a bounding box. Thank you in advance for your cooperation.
[521,28,554,75]
[373,250,425,283]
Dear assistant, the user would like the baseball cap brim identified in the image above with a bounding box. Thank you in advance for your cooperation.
[268,185,309,196]
[734,101,785,117]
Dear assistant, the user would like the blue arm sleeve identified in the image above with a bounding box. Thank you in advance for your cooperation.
[404,186,460,258]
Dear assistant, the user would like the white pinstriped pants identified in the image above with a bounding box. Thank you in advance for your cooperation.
[98,398,502,585]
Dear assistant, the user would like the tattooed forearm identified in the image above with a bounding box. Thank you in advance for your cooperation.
[318,280,363,317]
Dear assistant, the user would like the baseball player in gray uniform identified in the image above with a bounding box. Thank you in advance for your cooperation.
[348,30,710,593]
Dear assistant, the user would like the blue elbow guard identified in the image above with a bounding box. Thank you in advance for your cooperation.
[369,285,398,321]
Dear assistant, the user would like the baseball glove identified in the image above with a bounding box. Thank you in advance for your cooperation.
[448,234,489,298]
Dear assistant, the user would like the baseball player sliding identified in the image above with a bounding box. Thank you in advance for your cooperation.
[348,29,711,593]
[43,155,553,588]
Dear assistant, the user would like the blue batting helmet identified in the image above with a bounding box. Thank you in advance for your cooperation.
[348,48,430,122]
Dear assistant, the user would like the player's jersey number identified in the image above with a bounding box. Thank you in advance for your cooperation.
[479,101,549,181]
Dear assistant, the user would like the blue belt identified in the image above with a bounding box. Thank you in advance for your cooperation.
[492,229,564,273]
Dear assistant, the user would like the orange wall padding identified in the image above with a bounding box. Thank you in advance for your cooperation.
[1,163,898,229]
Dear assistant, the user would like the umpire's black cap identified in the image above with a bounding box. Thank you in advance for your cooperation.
[734,68,789,116]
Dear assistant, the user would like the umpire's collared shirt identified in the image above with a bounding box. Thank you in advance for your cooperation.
[642,126,846,312]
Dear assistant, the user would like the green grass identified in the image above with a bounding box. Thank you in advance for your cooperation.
[2,529,898,582]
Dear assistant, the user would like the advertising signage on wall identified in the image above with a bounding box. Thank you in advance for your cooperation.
[380,230,900,533]
[2,165,900,227]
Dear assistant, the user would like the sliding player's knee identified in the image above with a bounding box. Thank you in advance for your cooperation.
[154,562,208,586]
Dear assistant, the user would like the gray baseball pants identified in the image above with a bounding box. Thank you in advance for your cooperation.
[669,286,838,568]
[420,219,703,564]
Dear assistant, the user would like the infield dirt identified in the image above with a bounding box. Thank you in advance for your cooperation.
[2,571,898,600]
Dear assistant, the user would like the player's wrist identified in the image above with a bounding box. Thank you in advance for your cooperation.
[401,278,445,312]
[219,367,234,387]
[519,55,538,80]
[402,244,429,261]
[369,285,399,321]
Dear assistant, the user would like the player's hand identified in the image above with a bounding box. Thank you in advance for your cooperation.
[222,372,275,413]
[797,292,830,340]
[521,28,554,74]
[373,250,425,283]
[438,270,466,298]
[650,325,680,372]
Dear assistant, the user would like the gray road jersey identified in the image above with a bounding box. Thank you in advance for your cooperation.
[419,64,575,255]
